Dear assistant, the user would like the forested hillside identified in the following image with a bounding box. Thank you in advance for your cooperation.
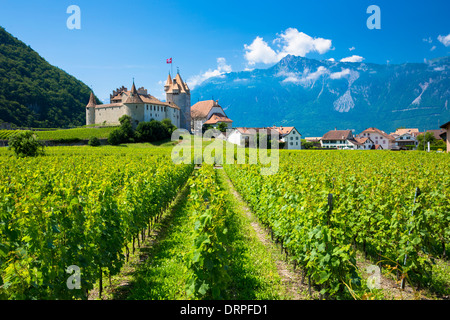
[0,26,100,128]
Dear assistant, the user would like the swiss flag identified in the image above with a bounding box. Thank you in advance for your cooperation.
[166,58,172,64]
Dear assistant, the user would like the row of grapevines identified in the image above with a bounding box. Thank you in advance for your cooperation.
[185,165,230,299]
[224,162,358,298]
[0,152,193,299]
[0,130,17,140]
[224,150,450,296]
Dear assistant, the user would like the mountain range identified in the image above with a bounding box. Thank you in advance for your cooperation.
[191,54,450,137]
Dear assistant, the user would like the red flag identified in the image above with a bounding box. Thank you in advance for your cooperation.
[166,58,172,64]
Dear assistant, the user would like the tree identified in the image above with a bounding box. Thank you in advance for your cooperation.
[118,115,134,142]
[301,139,314,149]
[217,122,228,133]
[135,120,170,143]
[8,130,44,157]
[135,121,154,142]
[161,118,177,135]
[417,132,436,150]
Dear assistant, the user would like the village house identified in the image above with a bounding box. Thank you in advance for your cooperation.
[190,99,233,135]
[394,132,419,149]
[227,126,301,149]
[357,127,396,150]
[270,126,302,149]
[321,129,358,149]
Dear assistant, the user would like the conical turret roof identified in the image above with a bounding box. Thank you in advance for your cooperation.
[86,92,96,108]
[124,81,143,104]
[165,73,172,87]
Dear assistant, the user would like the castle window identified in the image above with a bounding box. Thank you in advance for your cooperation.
[147,105,148,110]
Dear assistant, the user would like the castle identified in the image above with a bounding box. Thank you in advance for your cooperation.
[86,72,191,131]
[86,70,233,133]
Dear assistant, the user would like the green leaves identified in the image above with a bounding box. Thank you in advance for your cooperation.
[224,150,449,298]
[185,166,230,300]
[0,149,194,299]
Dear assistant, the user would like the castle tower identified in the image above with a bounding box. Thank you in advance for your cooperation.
[123,81,144,127]
[165,71,191,132]
[86,92,96,125]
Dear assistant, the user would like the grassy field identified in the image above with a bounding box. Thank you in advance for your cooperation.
[35,127,118,140]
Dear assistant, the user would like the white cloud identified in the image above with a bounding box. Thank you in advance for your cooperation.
[327,58,335,62]
[423,37,433,44]
[281,66,328,85]
[349,46,355,51]
[244,36,278,66]
[438,34,450,47]
[244,28,332,66]
[330,68,351,79]
[276,28,332,58]
[340,55,364,63]
[187,57,232,89]
[430,45,436,51]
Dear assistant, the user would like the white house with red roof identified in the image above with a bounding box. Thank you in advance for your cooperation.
[357,127,396,150]
[227,126,301,149]
[190,99,233,134]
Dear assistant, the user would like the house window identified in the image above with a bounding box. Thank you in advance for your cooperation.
[290,137,293,140]
[290,142,293,146]
[296,137,299,140]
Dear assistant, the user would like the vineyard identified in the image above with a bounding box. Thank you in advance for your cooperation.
[0,144,449,300]
[0,146,193,299]
[224,150,450,299]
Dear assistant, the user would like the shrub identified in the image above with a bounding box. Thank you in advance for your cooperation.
[162,118,177,135]
[108,128,125,145]
[8,130,44,157]
[135,120,170,142]
[88,136,101,147]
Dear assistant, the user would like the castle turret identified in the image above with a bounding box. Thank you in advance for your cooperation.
[86,92,96,125]
[123,81,144,127]
[165,71,191,132]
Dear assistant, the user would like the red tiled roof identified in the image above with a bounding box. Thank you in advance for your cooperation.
[191,100,218,118]
[322,129,353,140]
[204,113,233,124]
[86,92,96,108]
[360,127,395,141]
[95,103,122,109]
[235,127,280,135]
[270,126,296,136]
[124,83,143,104]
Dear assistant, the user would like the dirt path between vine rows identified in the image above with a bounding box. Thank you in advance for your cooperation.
[219,168,314,300]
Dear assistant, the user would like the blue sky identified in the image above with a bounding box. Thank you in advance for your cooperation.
[0,0,449,103]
